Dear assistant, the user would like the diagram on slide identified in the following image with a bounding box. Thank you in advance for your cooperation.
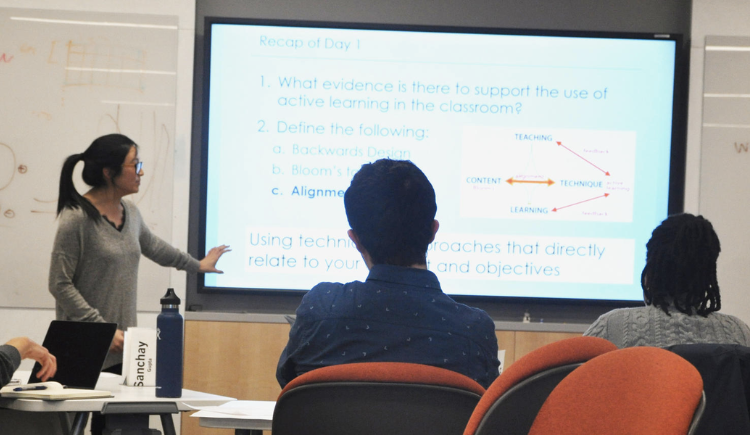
[460,127,635,222]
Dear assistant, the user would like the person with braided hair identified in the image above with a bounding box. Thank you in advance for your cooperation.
[584,213,750,348]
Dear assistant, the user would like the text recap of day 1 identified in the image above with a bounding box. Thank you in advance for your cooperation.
[260,35,359,52]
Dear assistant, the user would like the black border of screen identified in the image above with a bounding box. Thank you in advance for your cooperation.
[193,17,686,307]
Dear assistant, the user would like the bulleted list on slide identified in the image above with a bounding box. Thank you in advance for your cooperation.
[203,24,675,299]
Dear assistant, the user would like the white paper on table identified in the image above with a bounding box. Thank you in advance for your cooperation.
[188,400,276,420]
[498,349,506,375]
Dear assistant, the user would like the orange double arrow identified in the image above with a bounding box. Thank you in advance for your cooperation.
[506,177,555,186]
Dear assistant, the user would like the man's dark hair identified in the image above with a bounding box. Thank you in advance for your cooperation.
[344,159,437,266]
[642,213,721,317]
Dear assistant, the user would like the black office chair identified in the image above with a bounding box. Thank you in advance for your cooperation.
[272,362,486,435]
[667,343,750,435]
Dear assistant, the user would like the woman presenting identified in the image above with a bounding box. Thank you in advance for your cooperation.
[49,133,230,370]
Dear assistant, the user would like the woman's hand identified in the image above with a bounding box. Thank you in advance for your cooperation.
[109,329,125,354]
[199,244,231,273]
[6,337,58,381]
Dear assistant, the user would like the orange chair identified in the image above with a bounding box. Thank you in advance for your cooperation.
[529,346,706,435]
[464,336,617,435]
[272,362,486,435]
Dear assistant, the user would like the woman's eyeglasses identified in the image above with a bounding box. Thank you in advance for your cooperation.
[123,161,144,172]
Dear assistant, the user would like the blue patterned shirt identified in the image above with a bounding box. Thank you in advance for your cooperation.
[277,265,500,388]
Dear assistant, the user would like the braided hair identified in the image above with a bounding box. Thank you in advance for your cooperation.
[642,213,721,317]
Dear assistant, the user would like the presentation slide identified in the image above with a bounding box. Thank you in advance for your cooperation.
[202,22,677,301]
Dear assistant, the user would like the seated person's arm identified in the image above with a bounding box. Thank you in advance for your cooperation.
[475,317,501,388]
[485,339,501,386]
[277,289,328,389]
[0,343,20,387]
[1,337,57,386]
[276,313,312,388]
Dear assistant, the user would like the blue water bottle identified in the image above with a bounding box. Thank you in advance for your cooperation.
[156,288,183,398]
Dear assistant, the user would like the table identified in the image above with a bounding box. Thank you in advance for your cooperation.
[194,400,275,435]
[0,383,235,435]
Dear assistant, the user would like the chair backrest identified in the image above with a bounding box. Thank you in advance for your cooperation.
[272,362,486,435]
[464,336,617,435]
[667,343,750,435]
[529,346,705,435]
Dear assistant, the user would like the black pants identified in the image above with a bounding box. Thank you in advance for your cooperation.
[90,364,122,435]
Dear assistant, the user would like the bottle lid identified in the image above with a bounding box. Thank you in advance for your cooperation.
[161,288,181,306]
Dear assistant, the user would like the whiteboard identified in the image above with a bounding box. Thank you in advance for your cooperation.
[699,36,750,323]
[0,8,179,310]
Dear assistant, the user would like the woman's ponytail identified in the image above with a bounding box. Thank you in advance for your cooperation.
[56,153,98,219]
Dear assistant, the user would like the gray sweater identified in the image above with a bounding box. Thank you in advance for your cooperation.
[584,305,750,348]
[48,200,200,368]
[0,344,21,387]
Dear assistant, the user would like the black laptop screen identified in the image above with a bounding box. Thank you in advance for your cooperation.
[29,320,117,389]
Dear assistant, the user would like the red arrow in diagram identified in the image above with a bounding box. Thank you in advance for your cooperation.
[552,193,610,212]
[506,177,555,186]
[556,141,610,176]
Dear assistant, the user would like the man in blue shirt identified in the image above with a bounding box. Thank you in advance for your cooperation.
[276,159,500,388]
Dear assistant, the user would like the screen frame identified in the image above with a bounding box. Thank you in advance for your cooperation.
[192,16,686,307]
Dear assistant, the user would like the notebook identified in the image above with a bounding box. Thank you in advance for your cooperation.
[27,320,117,389]
[0,381,112,400]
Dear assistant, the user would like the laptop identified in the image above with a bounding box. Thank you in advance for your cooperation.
[28,320,117,389]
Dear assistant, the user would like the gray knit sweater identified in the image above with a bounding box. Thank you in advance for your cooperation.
[48,200,200,368]
[584,305,750,348]
[0,344,21,387]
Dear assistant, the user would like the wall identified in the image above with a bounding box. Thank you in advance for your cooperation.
[689,0,750,323]
[0,8,180,313]
[686,0,750,213]
[0,0,196,353]
[0,0,197,432]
